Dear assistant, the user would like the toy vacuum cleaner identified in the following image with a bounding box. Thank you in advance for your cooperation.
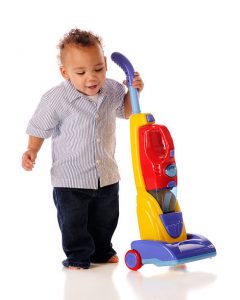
[111,52,217,271]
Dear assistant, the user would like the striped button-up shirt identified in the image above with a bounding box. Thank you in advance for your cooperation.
[26,78,126,189]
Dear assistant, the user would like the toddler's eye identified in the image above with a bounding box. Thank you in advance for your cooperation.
[95,68,103,72]
[77,72,85,75]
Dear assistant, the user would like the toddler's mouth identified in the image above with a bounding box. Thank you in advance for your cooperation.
[87,84,98,90]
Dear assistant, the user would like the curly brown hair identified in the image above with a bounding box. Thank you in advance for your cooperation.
[58,28,103,63]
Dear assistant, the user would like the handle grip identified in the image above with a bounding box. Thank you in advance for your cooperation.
[111,52,141,114]
[111,52,135,86]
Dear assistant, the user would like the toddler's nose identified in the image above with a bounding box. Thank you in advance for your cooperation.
[87,72,97,80]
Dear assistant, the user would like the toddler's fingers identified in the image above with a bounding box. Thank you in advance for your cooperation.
[133,79,144,92]
[22,153,35,170]
[23,160,35,171]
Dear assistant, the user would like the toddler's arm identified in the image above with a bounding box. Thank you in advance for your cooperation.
[22,136,44,171]
[124,72,144,118]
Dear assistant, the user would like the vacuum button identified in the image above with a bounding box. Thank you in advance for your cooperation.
[146,114,155,122]
[165,164,177,177]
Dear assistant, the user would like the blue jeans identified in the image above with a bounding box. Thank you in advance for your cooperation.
[53,182,119,269]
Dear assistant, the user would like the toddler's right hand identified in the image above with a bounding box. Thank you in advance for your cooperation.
[22,149,37,171]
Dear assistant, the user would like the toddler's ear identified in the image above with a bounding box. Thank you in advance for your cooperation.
[60,66,69,79]
[104,56,108,71]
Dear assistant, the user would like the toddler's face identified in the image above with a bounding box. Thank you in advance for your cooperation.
[60,44,107,96]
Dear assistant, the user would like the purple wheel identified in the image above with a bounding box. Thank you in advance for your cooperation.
[125,249,143,271]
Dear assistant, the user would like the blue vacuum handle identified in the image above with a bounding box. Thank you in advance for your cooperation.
[111,52,141,114]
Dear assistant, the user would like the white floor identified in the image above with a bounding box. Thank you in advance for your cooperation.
[1,248,238,300]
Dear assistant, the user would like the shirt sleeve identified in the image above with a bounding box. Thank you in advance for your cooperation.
[26,96,59,139]
[114,82,127,119]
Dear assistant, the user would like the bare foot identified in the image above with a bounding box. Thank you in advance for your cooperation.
[68,266,83,270]
[107,255,119,263]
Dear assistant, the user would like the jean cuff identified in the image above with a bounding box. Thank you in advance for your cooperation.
[62,259,90,269]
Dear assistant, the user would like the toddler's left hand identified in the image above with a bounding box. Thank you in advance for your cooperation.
[124,72,144,93]
[132,72,144,93]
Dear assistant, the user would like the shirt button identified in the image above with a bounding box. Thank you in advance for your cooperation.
[97,138,101,143]
[96,113,99,119]
[96,160,100,165]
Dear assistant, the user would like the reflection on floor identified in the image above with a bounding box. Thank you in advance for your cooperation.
[63,262,217,300]
[126,264,216,300]
[64,264,120,300]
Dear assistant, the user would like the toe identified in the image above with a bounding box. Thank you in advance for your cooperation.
[107,255,119,263]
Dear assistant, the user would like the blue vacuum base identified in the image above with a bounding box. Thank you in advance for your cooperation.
[142,252,216,267]
[126,233,216,269]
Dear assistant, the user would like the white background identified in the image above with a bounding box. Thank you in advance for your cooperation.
[0,0,239,299]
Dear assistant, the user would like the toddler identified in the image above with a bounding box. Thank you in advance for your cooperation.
[22,28,144,269]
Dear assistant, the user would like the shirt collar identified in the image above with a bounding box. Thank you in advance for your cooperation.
[63,79,107,103]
